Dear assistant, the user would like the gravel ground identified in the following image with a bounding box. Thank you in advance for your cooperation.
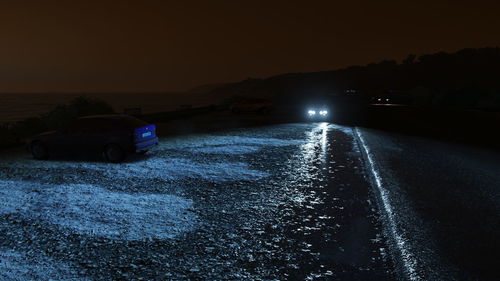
[0,123,394,280]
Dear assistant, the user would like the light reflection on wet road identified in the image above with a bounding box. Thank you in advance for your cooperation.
[0,123,395,280]
[275,123,394,280]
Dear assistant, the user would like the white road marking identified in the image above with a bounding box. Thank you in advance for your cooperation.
[355,128,420,281]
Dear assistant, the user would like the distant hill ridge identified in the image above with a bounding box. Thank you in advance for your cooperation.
[207,47,500,110]
[187,83,227,94]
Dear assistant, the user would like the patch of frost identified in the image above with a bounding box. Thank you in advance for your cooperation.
[160,135,303,151]
[188,145,261,155]
[0,249,86,281]
[1,157,268,182]
[0,180,32,214]
[38,184,196,240]
[0,181,197,240]
[107,158,269,181]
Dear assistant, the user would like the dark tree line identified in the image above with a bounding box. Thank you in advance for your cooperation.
[210,48,500,110]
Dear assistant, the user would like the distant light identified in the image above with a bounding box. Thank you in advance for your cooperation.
[319,110,328,116]
[378,98,382,102]
[386,98,390,102]
[308,110,316,115]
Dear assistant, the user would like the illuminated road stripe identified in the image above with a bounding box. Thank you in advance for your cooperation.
[355,128,420,281]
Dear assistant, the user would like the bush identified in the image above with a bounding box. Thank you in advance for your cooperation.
[1,96,115,149]
[41,96,115,130]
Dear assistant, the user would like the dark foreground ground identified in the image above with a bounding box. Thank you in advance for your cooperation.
[0,119,498,280]
[0,123,394,280]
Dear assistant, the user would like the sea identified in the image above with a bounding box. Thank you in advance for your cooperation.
[0,92,214,124]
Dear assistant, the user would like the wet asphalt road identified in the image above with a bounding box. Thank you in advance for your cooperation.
[0,123,395,280]
[357,128,500,281]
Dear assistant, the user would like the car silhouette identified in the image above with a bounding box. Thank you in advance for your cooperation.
[28,115,159,163]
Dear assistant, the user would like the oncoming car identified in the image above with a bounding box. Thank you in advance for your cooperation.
[28,115,159,163]
[306,107,329,119]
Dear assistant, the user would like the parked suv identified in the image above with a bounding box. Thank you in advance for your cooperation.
[28,115,158,163]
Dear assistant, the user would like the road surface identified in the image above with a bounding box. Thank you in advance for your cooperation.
[0,122,498,280]
[357,128,500,281]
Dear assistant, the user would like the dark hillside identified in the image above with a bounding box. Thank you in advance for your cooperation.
[210,48,500,110]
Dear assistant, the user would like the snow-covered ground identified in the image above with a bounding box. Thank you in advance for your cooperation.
[0,249,88,281]
[0,123,393,280]
[0,181,196,240]
[0,156,269,182]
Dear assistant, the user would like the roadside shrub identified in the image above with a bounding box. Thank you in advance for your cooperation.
[1,96,115,149]
[41,96,115,130]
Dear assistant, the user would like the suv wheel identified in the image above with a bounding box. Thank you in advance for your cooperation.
[104,144,126,163]
[31,141,49,160]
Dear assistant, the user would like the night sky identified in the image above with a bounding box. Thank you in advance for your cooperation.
[1,0,499,92]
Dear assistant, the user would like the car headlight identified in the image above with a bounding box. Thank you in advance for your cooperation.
[308,110,316,116]
[319,110,328,116]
